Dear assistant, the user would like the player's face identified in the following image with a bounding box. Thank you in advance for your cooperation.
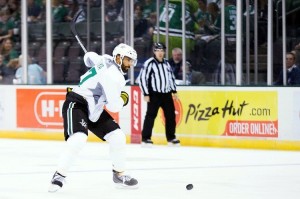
[121,56,136,72]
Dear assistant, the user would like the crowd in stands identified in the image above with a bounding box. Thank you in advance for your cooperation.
[0,0,299,85]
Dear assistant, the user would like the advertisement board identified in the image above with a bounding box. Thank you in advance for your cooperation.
[16,88,119,130]
[154,91,278,138]
[0,86,16,129]
[130,86,142,143]
[0,85,299,150]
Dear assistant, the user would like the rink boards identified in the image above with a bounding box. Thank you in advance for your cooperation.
[0,85,299,150]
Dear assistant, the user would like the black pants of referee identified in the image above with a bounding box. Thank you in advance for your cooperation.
[142,92,176,142]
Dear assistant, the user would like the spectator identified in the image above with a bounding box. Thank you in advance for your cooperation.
[274,52,300,85]
[64,0,83,22]
[0,38,19,65]
[13,55,46,84]
[138,42,180,146]
[293,43,300,67]
[52,0,69,23]
[0,54,5,82]
[27,0,41,22]
[169,47,198,81]
[206,0,236,36]
[0,56,17,84]
[195,0,210,34]
[134,3,150,38]
[7,0,20,23]
[207,2,220,29]
[0,0,8,12]
[142,0,156,20]
[168,47,182,79]
[153,0,199,58]
[105,0,123,22]
[0,9,14,42]
[36,0,46,21]
[145,12,156,40]
[176,61,206,85]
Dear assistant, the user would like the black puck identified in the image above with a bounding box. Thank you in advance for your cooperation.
[186,184,193,190]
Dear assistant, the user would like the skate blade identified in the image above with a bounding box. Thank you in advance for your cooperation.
[114,183,139,189]
[167,143,180,147]
[48,184,62,193]
[141,143,153,148]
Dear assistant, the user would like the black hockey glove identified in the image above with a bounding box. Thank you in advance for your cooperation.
[120,91,129,106]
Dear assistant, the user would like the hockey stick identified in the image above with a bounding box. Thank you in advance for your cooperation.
[70,9,87,54]
[70,9,96,67]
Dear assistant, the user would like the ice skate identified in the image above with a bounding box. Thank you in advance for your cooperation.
[167,138,180,146]
[48,171,66,192]
[113,170,138,189]
[141,139,153,147]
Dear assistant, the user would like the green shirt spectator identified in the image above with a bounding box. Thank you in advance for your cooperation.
[52,0,69,22]
[0,10,14,42]
[213,0,236,36]
[142,0,156,20]
[153,0,198,58]
[0,38,19,65]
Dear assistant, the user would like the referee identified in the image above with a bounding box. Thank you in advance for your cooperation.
[138,42,180,146]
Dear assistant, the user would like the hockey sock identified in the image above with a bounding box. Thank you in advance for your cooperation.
[104,129,126,172]
[56,132,87,175]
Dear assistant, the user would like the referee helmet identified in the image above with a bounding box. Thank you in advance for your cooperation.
[153,42,166,51]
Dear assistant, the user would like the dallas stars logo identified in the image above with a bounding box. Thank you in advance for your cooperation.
[79,119,87,128]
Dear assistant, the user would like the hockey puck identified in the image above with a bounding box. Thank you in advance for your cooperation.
[186,184,193,190]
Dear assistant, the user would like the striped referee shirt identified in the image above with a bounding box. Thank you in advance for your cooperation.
[138,57,177,96]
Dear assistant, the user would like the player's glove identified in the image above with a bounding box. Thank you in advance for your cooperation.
[120,91,129,106]
[67,87,73,92]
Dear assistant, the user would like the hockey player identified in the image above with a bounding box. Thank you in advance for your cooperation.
[48,43,138,192]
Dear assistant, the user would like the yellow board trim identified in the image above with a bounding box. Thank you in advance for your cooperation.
[0,131,299,151]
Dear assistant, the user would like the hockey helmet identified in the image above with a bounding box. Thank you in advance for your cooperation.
[112,43,137,68]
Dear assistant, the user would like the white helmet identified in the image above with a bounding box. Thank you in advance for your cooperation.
[112,43,137,74]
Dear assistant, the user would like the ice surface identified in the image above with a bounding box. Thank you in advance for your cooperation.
[0,138,299,199]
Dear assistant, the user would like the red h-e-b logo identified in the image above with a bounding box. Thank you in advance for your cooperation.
[17,89,65,129]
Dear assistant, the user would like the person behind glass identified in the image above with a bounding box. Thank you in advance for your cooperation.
[274,52,300,85]
[0,38,18,65]
[168,47,182,79]
[138,42,180,146]
[0,54,17,84]
[27,0,41,22]
[134,3,150,38]
[176,61,206,85]
[52,0,69,23]
[105,0,123,22]
[0,9,14,42]
[195,0,210,34]
[13,55,46,84]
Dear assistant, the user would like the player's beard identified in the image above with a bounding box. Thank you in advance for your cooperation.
[121,66,129,73]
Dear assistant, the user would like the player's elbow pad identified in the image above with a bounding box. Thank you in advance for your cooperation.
[84,52,100,68]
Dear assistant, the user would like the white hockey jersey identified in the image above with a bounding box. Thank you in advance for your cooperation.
[72,53,125,122]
